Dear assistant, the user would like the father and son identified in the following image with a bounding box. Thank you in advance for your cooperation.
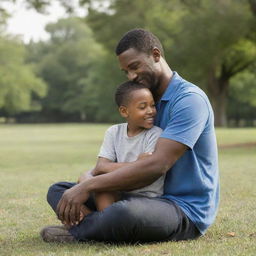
[41,29,219,243]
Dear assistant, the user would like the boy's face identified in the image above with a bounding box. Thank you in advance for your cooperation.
[120,88,157,131]
[118,48,161,95]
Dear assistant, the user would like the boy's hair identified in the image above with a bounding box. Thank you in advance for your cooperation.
[115,81,148,107]
[115,28,165,58]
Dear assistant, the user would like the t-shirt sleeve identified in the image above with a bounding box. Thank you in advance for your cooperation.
[98,126,117,162]
[144,127,163,152]
[161,93,209,149]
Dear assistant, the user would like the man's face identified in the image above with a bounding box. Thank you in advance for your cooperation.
[118,48,160,94]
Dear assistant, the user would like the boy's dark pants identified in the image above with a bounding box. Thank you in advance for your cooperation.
[47,182,201,243]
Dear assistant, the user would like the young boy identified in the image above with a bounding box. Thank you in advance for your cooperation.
[79,81,164,212]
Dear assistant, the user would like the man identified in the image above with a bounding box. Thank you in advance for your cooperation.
[41,29,219,243]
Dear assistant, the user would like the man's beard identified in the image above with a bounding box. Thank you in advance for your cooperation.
[136,72,159,93]
[137,73,160,101]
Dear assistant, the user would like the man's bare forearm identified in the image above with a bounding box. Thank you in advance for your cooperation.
[81,155,166,194]
[79,138,187,194]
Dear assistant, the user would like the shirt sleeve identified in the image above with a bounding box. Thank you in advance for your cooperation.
[98,126,117,161]
[144,127,163,153]
[161,92,209,149]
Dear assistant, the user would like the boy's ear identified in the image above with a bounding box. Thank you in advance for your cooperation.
[119,105,129,118]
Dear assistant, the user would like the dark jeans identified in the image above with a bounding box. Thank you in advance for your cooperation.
[47,182,201,243]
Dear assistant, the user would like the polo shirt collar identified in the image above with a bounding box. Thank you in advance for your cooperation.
[159,71,181,102]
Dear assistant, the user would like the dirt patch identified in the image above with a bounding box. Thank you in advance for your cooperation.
[218,142,256,149]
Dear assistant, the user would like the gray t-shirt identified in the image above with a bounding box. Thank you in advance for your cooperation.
[98,123,164,197]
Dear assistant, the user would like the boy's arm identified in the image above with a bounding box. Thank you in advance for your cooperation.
[78,153,153,183]
[77,169,94,183]
[92,125,153,175]
[77,161,122,183]
[91,152,153,176]
[92,157,131,175]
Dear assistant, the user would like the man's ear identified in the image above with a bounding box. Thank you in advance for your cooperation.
[152,47,161,62]
[119,105,129,118]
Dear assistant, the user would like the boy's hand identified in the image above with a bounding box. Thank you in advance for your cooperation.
[77,170,94,183]
[137,152,152,160]
[77,173,88,183]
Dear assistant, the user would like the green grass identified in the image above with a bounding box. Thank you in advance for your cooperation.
[216,128,256,145]
[0,124,255,256]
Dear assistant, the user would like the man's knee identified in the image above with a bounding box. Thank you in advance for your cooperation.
[47,182,75,209]
[47,182,61,203]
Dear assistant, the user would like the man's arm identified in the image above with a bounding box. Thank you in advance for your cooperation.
[79,154,153,183]
[57,138,187,225]
[86,138,187,192]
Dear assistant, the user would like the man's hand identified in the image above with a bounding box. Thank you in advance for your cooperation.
[56,183,90,226]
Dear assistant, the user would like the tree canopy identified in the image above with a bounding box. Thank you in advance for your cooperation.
[0,35,46,116]
[27,17,123,122]
[84,0,256,126]
[0,0,255,126]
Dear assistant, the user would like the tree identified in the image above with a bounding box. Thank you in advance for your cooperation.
[169,0,256,126]
[0,35,47,118]
[27,17,117,122]
[3,0,255,125]
[0,0,76,13]
[83,0,256,126]
[228,68,256,126]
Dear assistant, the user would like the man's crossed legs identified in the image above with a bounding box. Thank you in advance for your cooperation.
[41,182,200,243]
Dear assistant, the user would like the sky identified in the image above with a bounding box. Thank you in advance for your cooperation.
[3,0,86,43]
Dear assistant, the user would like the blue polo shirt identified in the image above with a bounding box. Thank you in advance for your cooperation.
[155,72,219,234]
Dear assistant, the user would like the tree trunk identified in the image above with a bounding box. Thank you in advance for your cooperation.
[207,67,229,127]
[210,84,228,127]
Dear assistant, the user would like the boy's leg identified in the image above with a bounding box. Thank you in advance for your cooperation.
[94,192,120,211]
[69,195,201,243]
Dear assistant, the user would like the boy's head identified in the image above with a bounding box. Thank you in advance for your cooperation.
[115,81,156,130]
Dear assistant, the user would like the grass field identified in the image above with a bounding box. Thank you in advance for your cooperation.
[0,124,255,256]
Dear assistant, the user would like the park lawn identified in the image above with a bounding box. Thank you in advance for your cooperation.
[0,124,255,256]
[216,128,256,146]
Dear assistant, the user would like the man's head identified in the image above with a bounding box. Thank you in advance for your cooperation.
[115,28,165,58]
[115,29,165,96]
[115,81,156,130]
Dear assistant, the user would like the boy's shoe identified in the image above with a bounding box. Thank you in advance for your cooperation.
[40,225,76,243]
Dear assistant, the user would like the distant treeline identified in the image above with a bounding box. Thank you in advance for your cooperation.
[0,0,256,126]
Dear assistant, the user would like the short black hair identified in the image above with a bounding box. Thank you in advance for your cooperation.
[115,81,148,107]
[115,28,164,57]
